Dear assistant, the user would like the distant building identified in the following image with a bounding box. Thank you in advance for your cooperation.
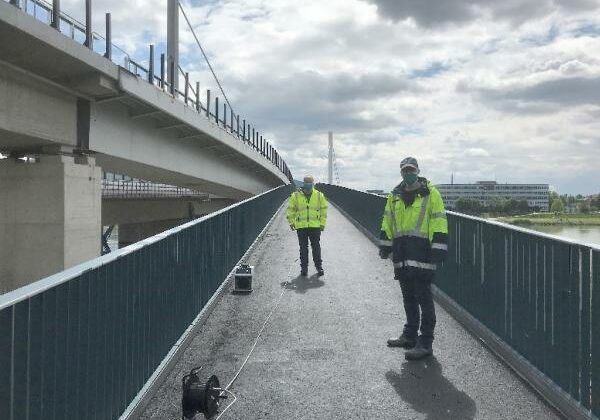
[436,181,550,211]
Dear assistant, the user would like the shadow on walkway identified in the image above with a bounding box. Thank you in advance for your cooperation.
[386,358,477,420]
[281,274,325,294]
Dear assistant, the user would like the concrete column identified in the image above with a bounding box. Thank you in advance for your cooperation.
[0,155,101,293]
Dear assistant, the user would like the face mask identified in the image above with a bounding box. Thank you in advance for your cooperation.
[402,173,418,185]
[302,182,314,192]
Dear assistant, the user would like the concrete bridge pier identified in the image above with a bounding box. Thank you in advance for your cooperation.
[0,154,101,293]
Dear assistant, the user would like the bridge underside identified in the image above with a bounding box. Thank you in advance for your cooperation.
[139,206,560,420]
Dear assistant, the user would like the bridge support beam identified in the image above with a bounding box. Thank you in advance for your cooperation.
[0,155,101,293]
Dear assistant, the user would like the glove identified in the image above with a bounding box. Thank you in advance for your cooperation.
[320,226,325,232]
[290,224,296,231]
[379,248,391,259]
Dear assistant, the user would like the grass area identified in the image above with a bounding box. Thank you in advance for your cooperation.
[497,213,600,226]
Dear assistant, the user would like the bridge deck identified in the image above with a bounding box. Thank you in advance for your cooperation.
[140,205,561,420]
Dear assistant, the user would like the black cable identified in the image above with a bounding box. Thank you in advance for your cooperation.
[178,1,236,115]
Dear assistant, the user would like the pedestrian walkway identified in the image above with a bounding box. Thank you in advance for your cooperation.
[141,205,562,419]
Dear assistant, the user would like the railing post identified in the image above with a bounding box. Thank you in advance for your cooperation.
[9,0,20,9]
[196,82,200,112]
[104,13,112,60]
[206,90,211,118]
[223,103,227,128]
[215,97,219,124]
[160,53,166,90]
[230,109,234,133]
[242,120,246,141]
[51,0,60,30]
[169,59,175,95]
[236,115,240,137]
[148,45,155,84]
[184,72,189,104]
[84,0,92,50]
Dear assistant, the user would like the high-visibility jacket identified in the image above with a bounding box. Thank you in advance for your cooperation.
[379,178,448,280]
[287,189,328,229]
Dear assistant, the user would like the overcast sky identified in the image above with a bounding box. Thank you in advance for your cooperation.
[62,0,600,194]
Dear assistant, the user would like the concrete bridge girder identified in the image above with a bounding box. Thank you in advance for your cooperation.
[102,197,236,226]
[0,1,288,198]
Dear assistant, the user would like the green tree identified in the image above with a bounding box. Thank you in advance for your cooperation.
[455,198,484,215]
[551,199,564,213]
[579,201,590,214]
[592,196,600,211]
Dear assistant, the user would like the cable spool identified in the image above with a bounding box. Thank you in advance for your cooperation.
[182,368,227,419]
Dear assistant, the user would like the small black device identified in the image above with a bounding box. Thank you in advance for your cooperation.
[233,264,253,294]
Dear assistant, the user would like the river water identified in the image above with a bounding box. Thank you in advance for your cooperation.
[526,225,600,247]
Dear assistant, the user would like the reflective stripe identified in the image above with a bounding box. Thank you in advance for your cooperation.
[393,231,428,239]
[405,260,436,270]
[317,192,321,219]
[431,211,447,219]
[414,194,429,234]
[390,197,398,237]
[431,243,448,250]
[393,260,437,270]
[379,240,392,247]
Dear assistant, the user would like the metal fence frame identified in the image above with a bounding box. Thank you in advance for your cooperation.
[317,184,600,420]
[0,184,293,420]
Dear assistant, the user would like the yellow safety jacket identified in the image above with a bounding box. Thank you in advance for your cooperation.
[287,189,328,229]
[379,178,448,280]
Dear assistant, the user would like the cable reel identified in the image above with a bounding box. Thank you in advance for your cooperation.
[181,367,227,419]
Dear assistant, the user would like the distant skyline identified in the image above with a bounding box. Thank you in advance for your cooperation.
[52,1,600,194]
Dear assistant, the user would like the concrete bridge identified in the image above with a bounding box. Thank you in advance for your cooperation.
[0,0,291,291]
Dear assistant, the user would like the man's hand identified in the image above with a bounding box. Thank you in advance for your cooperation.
[379,248,391,259]
[290,224,296,231]
[320,226,325,232]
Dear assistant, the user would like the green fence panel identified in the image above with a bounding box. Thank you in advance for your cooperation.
[0,184,292,420]
[317,183,600,418]
[592,250,600,417]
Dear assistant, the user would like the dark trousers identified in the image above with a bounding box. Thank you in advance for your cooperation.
[399,276,436,348]
[297,228,322,270]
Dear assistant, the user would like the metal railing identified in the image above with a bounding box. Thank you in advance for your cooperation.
[317,183,600,419]
[0,184,294,420]
[4,0,293,182]
[101,180,210,200]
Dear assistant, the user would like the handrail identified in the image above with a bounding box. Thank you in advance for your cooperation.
[355,186,600,250]
[0,185,288,310]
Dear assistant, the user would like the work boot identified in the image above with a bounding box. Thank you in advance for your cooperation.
[300,268,308,277]
[405,341,433,361]
[317,267,325,277]
[387,334,416,349]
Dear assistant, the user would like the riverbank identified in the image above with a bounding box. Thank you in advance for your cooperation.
[496,213,600,226]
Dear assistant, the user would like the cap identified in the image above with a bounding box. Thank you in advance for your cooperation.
[400,157,419,171]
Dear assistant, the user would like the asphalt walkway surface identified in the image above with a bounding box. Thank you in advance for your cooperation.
[141,205,561,420]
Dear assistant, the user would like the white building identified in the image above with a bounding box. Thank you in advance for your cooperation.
[436,181,549,211]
